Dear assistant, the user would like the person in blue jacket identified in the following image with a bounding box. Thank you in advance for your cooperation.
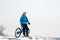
[20,12,30,37]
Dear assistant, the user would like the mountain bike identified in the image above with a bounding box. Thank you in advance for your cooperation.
[15,27,30,38]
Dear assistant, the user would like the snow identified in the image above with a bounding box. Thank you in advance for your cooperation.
[0,35,45,40]
[0,36,9,40]
[0,35,60,40]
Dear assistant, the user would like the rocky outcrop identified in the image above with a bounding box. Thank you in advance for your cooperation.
[0,25,5,36]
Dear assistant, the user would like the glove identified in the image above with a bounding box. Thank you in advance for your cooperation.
[28,22,30,25]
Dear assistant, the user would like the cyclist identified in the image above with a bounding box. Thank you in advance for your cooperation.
[20,12,30,37]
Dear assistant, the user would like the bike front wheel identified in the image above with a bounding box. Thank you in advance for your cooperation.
[15,28,21,38]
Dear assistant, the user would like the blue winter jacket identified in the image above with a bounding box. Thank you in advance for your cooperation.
[20,16,30,24]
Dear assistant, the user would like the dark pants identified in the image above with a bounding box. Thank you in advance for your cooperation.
[21,24,29,36]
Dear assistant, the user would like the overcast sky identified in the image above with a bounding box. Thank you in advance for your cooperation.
[0,0,60,37]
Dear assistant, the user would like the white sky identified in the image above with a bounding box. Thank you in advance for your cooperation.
[0,0,60,37]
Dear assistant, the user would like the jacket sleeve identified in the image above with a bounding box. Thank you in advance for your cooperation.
[26,17,30,24]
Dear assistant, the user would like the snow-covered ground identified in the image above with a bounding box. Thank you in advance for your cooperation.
[0,35,60,40]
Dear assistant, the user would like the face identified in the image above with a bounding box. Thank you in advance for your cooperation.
[24,13,26,16]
